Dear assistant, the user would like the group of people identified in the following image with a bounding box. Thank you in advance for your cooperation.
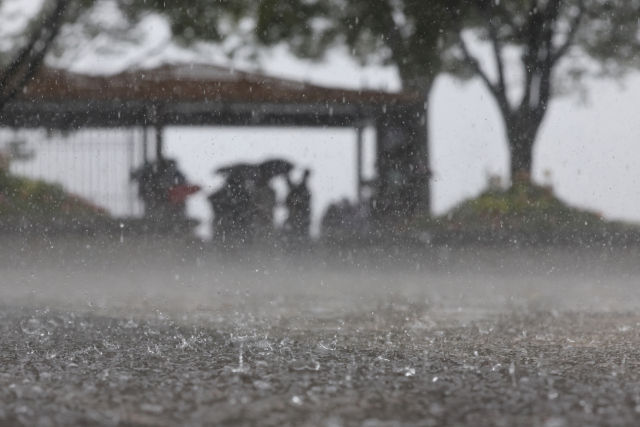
[131,158,311,246]
[130,158,200,222]
[208,159,311,247]
[321,198,368,242]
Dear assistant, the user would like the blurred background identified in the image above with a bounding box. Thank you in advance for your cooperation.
[2,0,640,244]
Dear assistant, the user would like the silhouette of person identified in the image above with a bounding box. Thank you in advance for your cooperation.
[132,158,195,221]
[251,169,277,241]
[284,169,311,242]
[209,166,253,246]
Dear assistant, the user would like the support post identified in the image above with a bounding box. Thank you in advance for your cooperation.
[128,130,135,215]
[371,115,385,220]
[411,101,430,215]
[371,104,430,221]
[142,127,148,162]
[356,121,364,204]
[156,125,163,160]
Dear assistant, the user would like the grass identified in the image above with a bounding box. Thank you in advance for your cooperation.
[410,180,633,234]
[0,168,107,218]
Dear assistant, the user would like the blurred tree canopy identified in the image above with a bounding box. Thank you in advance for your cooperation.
[452,0,640,179]
[110,0,640,188]
[110,0,460,94]
[253,0,461,96]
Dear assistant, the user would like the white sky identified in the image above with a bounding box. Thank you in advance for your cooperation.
[6,2,640,234]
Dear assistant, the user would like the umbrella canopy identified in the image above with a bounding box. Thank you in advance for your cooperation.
[216,160,294,182]
[216,163,256,176]
[259,159,294,180]
[215,163,262,184]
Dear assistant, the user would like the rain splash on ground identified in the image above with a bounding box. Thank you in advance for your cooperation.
[2,236,640,426]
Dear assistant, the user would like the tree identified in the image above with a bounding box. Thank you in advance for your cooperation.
[453,0,640,179]
[257,0,467,215]
[260,1,466,214]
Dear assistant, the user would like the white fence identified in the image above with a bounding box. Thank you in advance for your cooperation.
[2,128,146,218]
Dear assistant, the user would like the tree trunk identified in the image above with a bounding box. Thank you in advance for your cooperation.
[504,109,544,181]
[410,86,432,213]
[372,79,433,221]
[395,76,434,216]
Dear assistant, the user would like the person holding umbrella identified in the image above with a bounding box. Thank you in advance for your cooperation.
[284,169,311,245]
[253,160,294,242]
[208,159,293,248]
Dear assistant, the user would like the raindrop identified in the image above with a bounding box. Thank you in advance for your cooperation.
[290,359,320,371]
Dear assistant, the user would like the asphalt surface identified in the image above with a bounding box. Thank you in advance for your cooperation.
[2,237,640,426]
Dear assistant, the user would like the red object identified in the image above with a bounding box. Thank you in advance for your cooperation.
[168,185,200,205]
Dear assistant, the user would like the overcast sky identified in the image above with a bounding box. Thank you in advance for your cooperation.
[6,2,640,235]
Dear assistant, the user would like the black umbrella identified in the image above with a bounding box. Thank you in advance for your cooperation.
[217,164,264,183]
[259,159,294,180]
[216,163,255,176]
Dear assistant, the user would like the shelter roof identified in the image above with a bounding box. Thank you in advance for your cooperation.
[19,63,420,106]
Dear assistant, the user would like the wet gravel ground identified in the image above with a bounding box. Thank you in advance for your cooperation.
[3,237,640,426]
[4,307,640,427]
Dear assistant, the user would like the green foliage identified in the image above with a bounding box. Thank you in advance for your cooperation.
[252,0,463,87]
[578,0,640,77]
[110,0,462,89]
[412,180,629,234]
[109,0,248,45]
[124,0,640,88]
[454,0,640,82]
[254,0,328,58]
[0,168,106,218]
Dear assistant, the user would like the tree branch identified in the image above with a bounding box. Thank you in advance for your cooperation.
[458,31,511,116]
[481,3,507,107]
[381,0,406,66]
[493,6,523,40]
[0,0,70,110]
[550,0,584,65]
[0,28,44,93]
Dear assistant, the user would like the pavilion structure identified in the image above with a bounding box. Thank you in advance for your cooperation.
[1,63,430,219]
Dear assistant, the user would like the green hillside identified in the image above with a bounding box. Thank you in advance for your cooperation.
[0,168,107,218]
[412,180,632,234]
